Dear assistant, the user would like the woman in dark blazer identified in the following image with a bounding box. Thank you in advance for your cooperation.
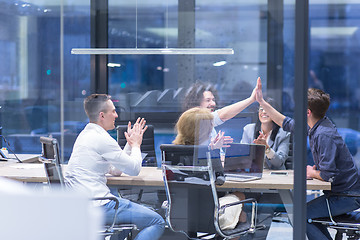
[241,98,290,170]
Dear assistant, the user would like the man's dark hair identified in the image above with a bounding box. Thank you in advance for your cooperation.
[307,88,330,119]
[84,94,112,122]
[182,82,219,111]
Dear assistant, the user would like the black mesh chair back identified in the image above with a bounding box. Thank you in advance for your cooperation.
[161,144,259,239]
[117,125,156,166]
[39,136,64,186]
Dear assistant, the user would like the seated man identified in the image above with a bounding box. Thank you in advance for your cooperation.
[65,94,165,240]
[255,77,360,240]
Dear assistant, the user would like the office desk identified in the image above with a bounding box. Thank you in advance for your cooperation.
[0,164,330,231]
[107,168,330,226]
[0,164,330,191]
[0,154,40,163]
[0,162,46,182]
[107,168,330,188]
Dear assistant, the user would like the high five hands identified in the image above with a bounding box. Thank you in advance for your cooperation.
[124,117,148,148]
[255,77,264,104]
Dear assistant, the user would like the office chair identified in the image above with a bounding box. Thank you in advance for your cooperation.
[308,193,360,240]
[116,124,156,166]
[161,144,262,240]
[39,136,137,240]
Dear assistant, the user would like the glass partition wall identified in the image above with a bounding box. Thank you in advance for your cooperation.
[1,0,360,239]
[108,1,283,163]
[0,0,90,161]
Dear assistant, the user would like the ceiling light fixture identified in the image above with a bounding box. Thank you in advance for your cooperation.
[72,48,234,55]
[213,60,227,66]
[107,63,121,67]
[71,0,233,55]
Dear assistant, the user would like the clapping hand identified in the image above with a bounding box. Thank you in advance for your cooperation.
[209,130,233,150]
[253,131,270,150]
[124,117,148,148]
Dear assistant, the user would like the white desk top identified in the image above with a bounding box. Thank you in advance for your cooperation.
[0,163,331,191]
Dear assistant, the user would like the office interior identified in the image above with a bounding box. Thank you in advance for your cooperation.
[0,0,360,239]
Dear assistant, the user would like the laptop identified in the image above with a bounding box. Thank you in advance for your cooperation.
[223,143,265,182]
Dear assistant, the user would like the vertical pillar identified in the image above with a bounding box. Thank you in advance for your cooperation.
[177,0,195,88]
[267,0,284,109]
[90,0,108,94]
[294,0,309,239]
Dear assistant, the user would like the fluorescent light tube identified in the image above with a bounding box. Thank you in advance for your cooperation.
[71,48,234,55]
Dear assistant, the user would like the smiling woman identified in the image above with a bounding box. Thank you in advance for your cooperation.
[241,97,291,170]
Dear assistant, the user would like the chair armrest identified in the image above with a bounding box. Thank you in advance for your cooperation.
[216,197,259,238]
[92,197,120,210]
[219,197,257,214]
[92,197,122,231]
[325,192,360,218]
[309,192,360,225]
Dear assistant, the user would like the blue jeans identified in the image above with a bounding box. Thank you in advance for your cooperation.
[103,197,165,240]
[307,193,360,240]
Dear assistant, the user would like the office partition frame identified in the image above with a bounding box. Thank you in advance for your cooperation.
[90,0,109,94]
[294,0,309,240]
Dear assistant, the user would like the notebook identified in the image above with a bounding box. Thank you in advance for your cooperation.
[223,143,265,182]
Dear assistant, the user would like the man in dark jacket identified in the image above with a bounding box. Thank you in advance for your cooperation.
[254,77,360,240]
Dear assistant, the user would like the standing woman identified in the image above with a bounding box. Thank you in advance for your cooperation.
[241,98,290,170]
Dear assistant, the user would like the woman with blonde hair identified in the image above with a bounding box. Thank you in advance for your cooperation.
[173,107,247,232]
[173,107,215,146]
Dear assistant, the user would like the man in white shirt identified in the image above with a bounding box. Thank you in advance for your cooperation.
[65,94,165,240]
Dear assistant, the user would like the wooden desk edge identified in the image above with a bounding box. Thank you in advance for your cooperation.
[0,165,331,191]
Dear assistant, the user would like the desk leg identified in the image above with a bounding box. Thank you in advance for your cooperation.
[278,189,293,226]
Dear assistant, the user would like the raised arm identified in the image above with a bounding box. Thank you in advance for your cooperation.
[216,80,257,121]
[255,77,286,127]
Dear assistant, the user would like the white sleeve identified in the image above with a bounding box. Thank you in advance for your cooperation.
[212,110,224,127]
[240,124,255,144]
[101,137,142,176]
[123,142,132,155]
[108,165,123,176]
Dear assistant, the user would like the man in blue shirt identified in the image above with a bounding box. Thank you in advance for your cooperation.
[254,78,360,240]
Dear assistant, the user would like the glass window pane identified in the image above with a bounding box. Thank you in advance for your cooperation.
[0,1,90,162]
